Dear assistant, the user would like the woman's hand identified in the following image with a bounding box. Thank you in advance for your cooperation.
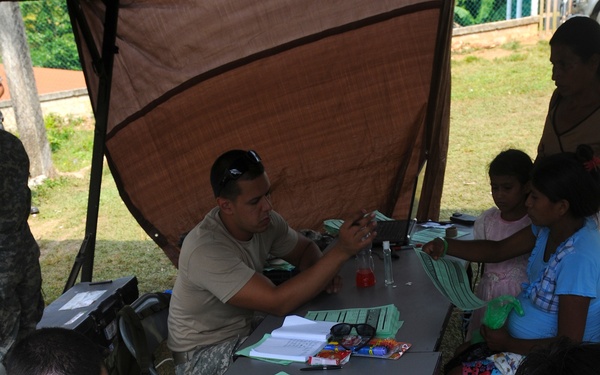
[481,325,512,352]
[422,237,446,260]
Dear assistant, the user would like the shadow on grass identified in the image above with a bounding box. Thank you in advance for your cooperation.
[39,239,177,305]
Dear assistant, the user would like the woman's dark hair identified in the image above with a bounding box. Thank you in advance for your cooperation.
[488,149,533,185]
[550,16,600,70]
[531,144,600,218]
[516,337,600,375]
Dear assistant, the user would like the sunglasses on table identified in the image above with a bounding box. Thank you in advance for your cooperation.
[329,323,376,352]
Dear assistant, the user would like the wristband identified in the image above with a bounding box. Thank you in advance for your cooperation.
[437,236,448,257]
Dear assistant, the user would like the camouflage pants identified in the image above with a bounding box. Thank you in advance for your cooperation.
[174,314,263,375]
[0,241,44,363]
[174,336,241,375]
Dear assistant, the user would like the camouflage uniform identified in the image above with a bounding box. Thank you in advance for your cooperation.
[0,130,44,366]
[174,336,240,375]
[174,314,263,374]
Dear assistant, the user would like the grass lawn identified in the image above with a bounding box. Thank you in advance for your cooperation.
[440,38,553,220]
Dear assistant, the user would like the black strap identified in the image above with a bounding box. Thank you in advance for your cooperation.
[117,292,171,375]
[119,305,151,375]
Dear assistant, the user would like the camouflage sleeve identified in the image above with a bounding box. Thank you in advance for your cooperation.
[0,130,32,237]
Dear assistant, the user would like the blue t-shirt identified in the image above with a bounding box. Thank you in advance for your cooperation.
[507,218,600,341]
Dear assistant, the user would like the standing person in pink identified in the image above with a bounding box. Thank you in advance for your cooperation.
[465,149,534,343]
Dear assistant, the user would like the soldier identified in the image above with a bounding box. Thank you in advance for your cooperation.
[168,149,375,374]
[0,129,44,373]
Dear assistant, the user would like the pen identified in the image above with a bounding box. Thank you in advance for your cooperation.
[300,365,342,371]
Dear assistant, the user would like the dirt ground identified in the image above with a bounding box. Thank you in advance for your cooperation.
[452,32,546,60]
[0,64,86,101]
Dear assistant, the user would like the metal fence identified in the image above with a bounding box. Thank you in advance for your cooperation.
[454,0,537,26]
[20,0,80,70]
[454,0,593,32]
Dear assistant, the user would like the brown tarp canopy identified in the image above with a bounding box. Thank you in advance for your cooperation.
[68,0,453,270]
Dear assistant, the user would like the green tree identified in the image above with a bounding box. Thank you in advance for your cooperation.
[455,0,507,26]
[20,0,80,70]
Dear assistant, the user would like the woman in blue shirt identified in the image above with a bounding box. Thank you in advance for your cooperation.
[424,144,600,374]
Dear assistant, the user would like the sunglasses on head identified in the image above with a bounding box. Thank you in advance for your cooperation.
[216,150,261,196]
[329,323,376,351]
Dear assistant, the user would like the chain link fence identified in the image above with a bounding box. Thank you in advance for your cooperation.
[454,0,537,26]
[454,0,600,31]
[20,1,80,70]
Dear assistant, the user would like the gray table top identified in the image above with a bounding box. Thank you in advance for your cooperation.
[229,351,441,375]
[226,223,473,374]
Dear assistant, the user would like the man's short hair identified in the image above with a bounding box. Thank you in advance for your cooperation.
[210,149,265,198]
[5,327,106,375]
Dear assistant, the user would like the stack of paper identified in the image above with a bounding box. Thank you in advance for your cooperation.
[248,316,337,362]
[324,211,392,236]
[413,249,486,311]
[305,304,403,338]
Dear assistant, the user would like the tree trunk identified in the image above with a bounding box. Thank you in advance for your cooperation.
[0,2,54,179]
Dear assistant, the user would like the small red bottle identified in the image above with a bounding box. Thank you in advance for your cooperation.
[355,247,376,288]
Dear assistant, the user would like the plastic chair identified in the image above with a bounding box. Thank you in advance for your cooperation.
[118,292,172,375]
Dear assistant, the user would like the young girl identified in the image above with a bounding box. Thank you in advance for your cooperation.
[466,149,533,343]
[425,144,600,375]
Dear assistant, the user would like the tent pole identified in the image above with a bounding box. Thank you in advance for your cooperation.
[419,0,455,221]
[63,0,120,291]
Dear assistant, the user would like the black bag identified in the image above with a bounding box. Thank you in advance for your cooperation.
[105,330,141,375]
[106,292,173,375]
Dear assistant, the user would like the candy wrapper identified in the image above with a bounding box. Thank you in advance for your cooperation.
[308,349,352,365]
[324,338,411,360]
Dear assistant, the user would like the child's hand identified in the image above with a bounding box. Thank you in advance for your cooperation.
[422,238,446,260]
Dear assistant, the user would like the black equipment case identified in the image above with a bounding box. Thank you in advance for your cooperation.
[37,276,139,353]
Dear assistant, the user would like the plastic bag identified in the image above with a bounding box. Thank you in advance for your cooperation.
[483,295,524,329]
[471,295,524,343]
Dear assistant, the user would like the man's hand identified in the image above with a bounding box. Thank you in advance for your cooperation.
[336,210,377,257]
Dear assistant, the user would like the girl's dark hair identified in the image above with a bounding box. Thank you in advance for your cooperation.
[550,16,600,73]
[488,149,533,184]
[531,144,600,218]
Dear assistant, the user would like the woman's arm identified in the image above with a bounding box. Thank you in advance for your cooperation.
[482,295,591,354]
[423,225,535,262]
